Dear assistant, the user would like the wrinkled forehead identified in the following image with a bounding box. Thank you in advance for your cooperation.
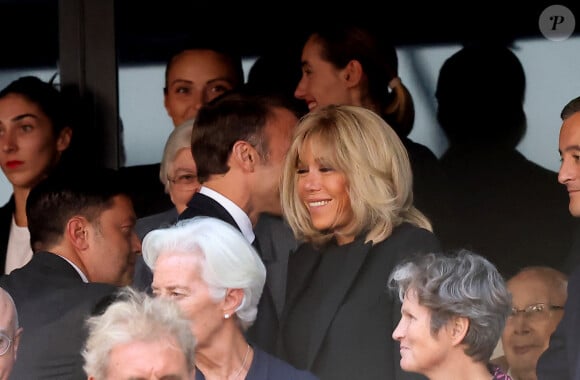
[508,272,555,303]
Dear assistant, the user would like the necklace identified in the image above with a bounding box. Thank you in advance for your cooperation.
[232,343,251,379]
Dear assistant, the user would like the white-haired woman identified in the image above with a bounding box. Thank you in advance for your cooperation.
[142,216,318,380]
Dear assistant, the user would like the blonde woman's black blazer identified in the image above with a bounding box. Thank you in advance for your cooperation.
[278,223,439,380]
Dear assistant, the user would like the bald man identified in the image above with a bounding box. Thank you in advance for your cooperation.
[501,267,567,380]
[0,287,22,380]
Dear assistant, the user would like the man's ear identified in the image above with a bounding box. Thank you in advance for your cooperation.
[343,59,363,87]
[231,140,256,172]
[67,216,90,250]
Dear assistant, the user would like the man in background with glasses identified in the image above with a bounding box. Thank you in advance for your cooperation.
[499,266,567,380]
[0,287,21,380]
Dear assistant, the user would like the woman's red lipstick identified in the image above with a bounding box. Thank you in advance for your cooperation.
[5,160,23,169]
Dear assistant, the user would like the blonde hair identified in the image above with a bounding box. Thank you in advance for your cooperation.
[281,104,431,246]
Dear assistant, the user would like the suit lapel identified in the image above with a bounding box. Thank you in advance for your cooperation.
[305,238,372,368]
[266,257,287,318]
[182,193,239,230]
[285,244,322,314]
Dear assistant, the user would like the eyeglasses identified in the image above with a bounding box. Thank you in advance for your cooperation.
[167,173,198,186]
[507,303,564,322]
[0,332,13,356]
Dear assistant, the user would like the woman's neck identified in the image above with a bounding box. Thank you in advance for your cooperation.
[12,186,31,227]
[195,330,254,380]
[427,356,492,380]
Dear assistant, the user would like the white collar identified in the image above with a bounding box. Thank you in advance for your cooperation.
[57,255,89,283]
[199,186,255,243]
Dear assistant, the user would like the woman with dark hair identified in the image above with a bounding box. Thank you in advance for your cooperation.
[293,23,448,239]
[0,76,72,274]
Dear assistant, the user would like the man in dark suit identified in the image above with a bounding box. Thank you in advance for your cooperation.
[537,95,580,380]
[0,168,142,379]
[177,89,300,354]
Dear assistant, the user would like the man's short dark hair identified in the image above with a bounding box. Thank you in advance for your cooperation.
[191,86,301,183]
[26,168,130,251]
[561,96,580,121]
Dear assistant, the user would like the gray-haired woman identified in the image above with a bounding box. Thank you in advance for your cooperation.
[389,250,512,380]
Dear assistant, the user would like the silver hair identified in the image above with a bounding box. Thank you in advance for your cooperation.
[159,121,194,191]
[388,250,511,362]
[82,287,196,379]
[142,216,266,330]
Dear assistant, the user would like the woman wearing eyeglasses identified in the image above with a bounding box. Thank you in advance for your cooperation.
[498,266,567,380]
[132,122,201,291]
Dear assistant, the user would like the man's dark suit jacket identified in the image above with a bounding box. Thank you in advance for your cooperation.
[0,196,14,274]
[537,263,580,379]
[179,192,282,354]
[132,207,179,291]
[0,252,118,379]
[277,223,438,380]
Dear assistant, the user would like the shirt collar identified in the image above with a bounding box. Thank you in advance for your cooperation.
[199,186,255,243]
[57,255,89,283]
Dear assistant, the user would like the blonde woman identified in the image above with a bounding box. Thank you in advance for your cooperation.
[277,104,440,380]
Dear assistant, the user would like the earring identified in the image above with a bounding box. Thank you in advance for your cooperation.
[224,313,230,319]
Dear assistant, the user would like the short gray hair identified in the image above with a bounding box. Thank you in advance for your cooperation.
[388,250,511,362]
[159,122,194,191]
[82,287,196,379]
[561,96,580,120]
[142,216,266,330]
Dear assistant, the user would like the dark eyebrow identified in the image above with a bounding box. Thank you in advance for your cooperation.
[168,79,193,87]
[205,77,235,86]
[12,113,39,122]
[559,145,580,155]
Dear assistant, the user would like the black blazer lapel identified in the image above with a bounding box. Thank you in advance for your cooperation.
[179,192,239,230]
[265,257,287,318]
[284,244,323,314]
[305,238,372,368]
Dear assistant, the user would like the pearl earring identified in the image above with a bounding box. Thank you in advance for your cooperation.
[224,313,230,319]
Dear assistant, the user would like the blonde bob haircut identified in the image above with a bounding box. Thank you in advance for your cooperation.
[281,104,432,246]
